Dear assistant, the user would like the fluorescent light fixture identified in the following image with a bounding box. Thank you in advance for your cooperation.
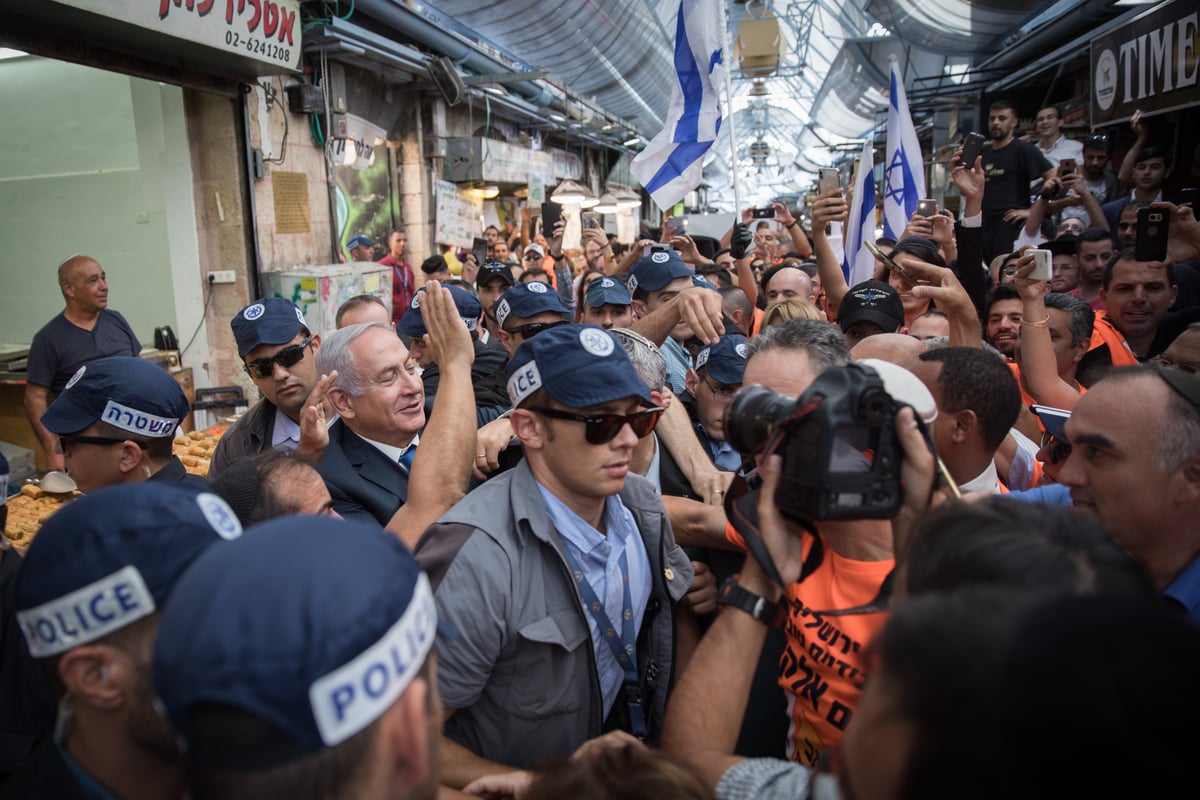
[623,136,641,147]
[548,111,567,123]
[0,48,28,60]
[615,188,642,209]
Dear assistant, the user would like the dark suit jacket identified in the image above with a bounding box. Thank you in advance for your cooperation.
[316,420,409,527]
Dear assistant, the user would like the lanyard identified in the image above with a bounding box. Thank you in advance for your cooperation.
[393,263,411,293]
[562,546,646,738]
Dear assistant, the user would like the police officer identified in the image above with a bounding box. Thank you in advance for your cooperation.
[6,483,241,799]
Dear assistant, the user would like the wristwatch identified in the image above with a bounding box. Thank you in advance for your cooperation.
[551,252,565,260]
[784,219,798,229]
[717,576,785,627]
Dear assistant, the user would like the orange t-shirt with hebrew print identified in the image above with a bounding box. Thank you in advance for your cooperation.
[725,521,892,766]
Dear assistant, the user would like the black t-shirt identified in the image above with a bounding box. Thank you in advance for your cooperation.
[26,311,141,391]
[982,139,1053,216]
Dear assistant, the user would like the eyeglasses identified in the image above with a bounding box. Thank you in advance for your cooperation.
[702,375,740,400]
[503,320,567,340]
[528,406,664,444]
[57,434,147,453]
[1039,432,1072,465]
[524,252,543,261]
[243,336,312,380]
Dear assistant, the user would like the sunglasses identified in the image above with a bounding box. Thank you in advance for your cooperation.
[1084,134,1110,148]
[57,434,147,452]
[524,252,543,261]
[504,320,567,340]
[1039,432,1072,465]
[243,336,312,380]
[528,406,664,444]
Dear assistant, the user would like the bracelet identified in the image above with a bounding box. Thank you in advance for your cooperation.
[1021,315,1050,328]
[551,252,564,260]
[784,220,798,229]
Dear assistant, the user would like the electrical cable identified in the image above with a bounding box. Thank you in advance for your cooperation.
[180,278,216,357]
[262,76,289,165]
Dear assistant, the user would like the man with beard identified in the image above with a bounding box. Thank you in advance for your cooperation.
[980,99,1055,261]
[984,285,1024,359]
[5,483,242,799]
[1069,228,1114,310]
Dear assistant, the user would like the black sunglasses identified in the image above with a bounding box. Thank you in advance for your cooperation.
[504,320,567,340]
[243,336,312,380]
[1084,134,1110,148]
[529,406,664,444]
[523,252,543,260]
[57,434,147,452]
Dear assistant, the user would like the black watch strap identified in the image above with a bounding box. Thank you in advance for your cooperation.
[717,576,784,627]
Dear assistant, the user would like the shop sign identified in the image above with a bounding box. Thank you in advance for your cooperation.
[55,0,302,71]
[445,138,582,186]
[1091,0,1199,124]
[528,173,545,204]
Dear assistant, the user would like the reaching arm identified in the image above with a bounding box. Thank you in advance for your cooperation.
[661,455,806,791]
[1117,110,1148,187]
[661,495,735,550]
[23,383,63,472]
[774,202,812,259]
[386,281,476,547]
[631,286,723,348]
[809,189,850,315]
[1011,253,1084,410]
[655,391,734,504]
[440,710,516,791]
[900,253,982,349]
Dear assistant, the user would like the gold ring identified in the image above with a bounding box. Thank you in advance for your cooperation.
[713,490,724,495]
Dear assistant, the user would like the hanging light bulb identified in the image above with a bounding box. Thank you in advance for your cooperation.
[593,192,621,214]
[749,79,770,97]
[615,188,642,209]
[551,179,588,204]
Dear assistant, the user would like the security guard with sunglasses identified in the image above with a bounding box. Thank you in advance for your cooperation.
[415,324,693,789]
[210,298,330,478]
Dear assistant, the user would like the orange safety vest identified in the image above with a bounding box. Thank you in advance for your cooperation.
[1087,310,1140,367]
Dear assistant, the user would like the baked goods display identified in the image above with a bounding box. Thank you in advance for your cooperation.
[174,430,219,476]
[3,429,223,547]
[4,483,80,548]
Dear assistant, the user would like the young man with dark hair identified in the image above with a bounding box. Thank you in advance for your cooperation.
[1070,227,1114,310]
[1033,103,1083,168]
[416,324,693,789]
[980,99,1056,261]
[1101,145,1173,245]
[984,284,1024,359]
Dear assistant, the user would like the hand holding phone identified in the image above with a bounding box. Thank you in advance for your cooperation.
[1058,158,1077,177]
[864,239,920,285]
[1028,249,1053,281]
[582,210,600,230]
[750,208,775,219]
[916,199,938,217]
[818,168,840,195]
[540,202,562,239]
[959,132,985,167]
[1135,207,1170,262]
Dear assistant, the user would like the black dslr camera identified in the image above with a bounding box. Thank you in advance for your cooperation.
[725,363,904,522]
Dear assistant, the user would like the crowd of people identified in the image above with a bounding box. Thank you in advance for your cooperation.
[2,103,1200,800]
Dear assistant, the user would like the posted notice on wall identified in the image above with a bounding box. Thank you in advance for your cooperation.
[434,179,482,249]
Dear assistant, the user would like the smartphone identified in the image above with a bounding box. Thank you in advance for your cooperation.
[1058,157,1077,177]
[472,236,487,266]
[581,210,600,230]
[916,199,938,217]
[959,132,986,167]
[540,202,562,237]
[645,243,671,258]
[666,216,688,235]
[1029,249,1054,281]
[818,168,840,195]
[864,238,920,284]
[1135,207,1170,262]
[751,207,775,219]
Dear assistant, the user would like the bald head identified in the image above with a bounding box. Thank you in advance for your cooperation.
[58,254,99,287]
[850,333,925,370]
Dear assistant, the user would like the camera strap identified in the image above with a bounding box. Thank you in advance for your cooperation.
[723,470,824,599]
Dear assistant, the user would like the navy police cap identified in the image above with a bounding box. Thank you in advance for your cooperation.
[14,483,242,658]
[153,515,442,761]
[505,324,651,409]
[41,356,189,438]
[231,297,308,359]
[495,281,566,330]
[397,284,482,338]
[695,335,749,386]
[628,248,692,293]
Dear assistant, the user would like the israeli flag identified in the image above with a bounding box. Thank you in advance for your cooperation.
[883,57,925,240]
[843,140,876,286]
[631,0,725,210]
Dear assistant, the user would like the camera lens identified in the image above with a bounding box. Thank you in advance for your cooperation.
[725,385,797,455]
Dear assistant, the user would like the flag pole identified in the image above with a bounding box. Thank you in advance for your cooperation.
[719,1,742,215]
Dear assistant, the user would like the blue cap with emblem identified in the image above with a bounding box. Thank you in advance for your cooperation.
[346,233,375,250]
[396,284,482,338]
[14,483,242,659]
[231,297,309,358]
[494,281,567,330]
[628,248,693,294]
[504,323,651,408]
[584,276,632,308]
[153,515,442,765]
[695,335,749,385]
[837,280,905,334]
[41,356,189,438]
